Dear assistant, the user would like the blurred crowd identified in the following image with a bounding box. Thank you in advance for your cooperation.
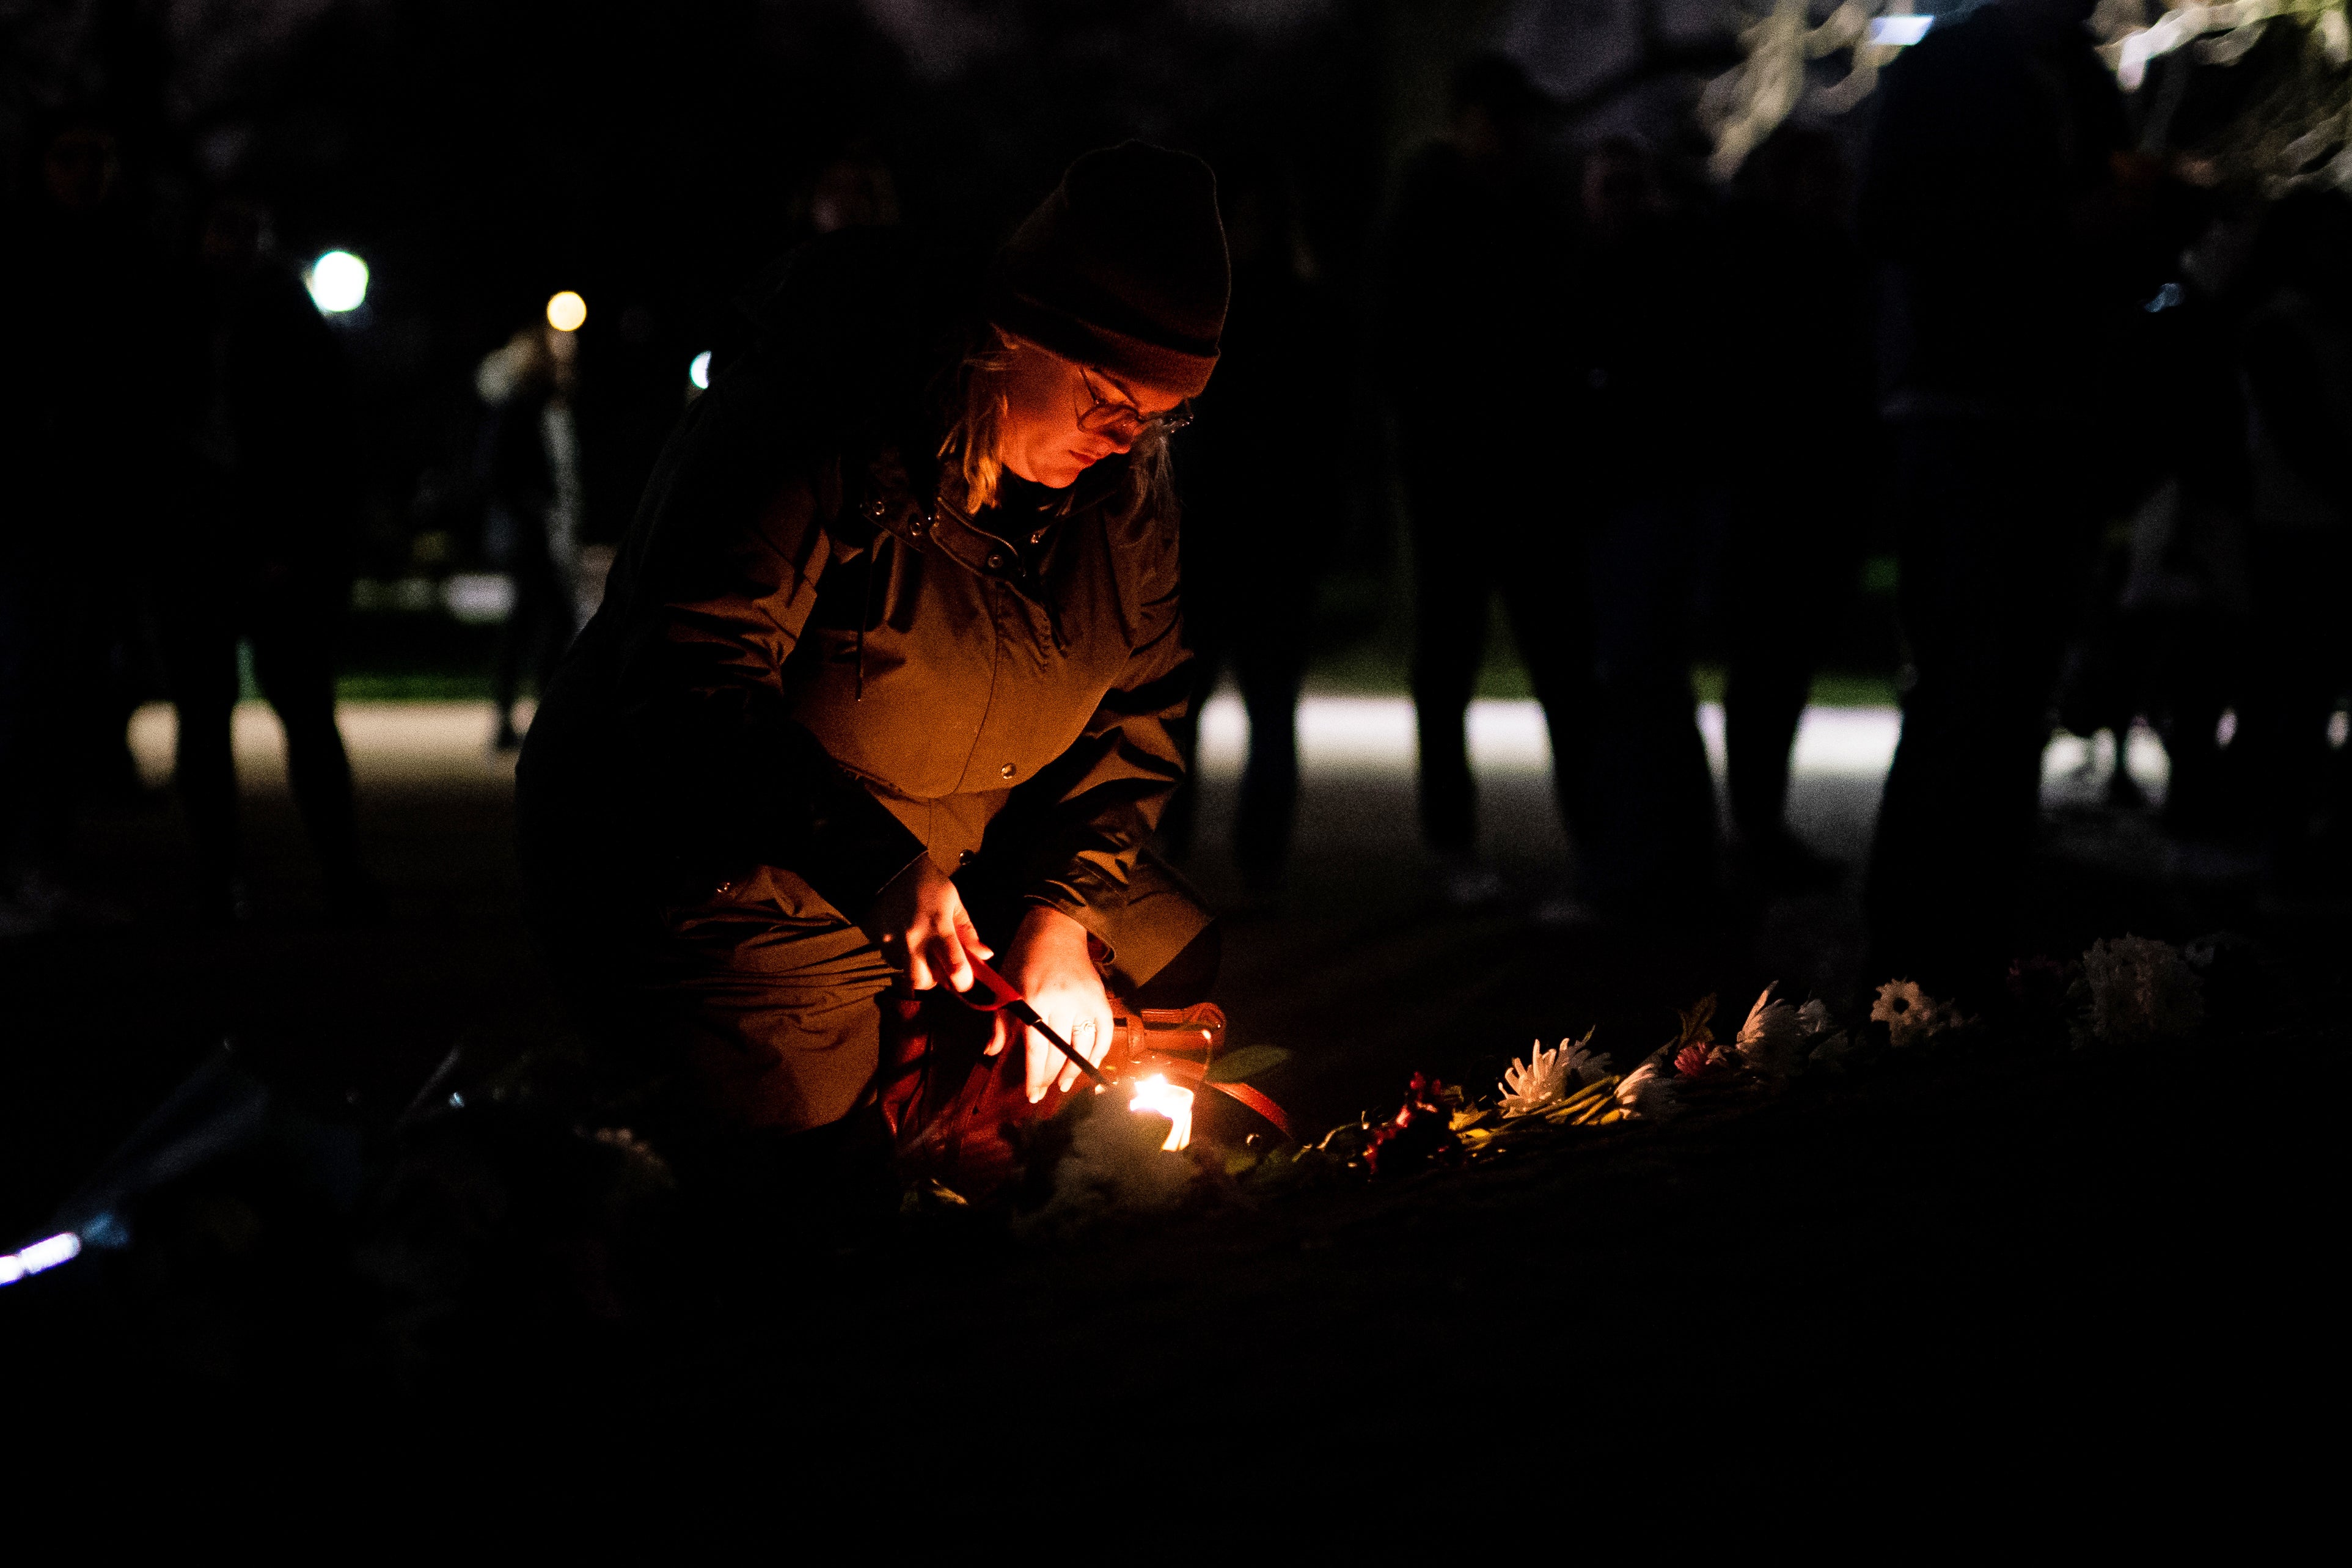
[0,107,371,937]
[1200,1,2348,1003]
[5,0,2350,1009]
[1355,3,2351,1003]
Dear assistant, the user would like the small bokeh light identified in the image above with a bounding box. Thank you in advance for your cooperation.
[689,350,713,390]
[546,290,587,332]
[442,572,518,625]
[0,1231,81,1287]
[306,250,370,313]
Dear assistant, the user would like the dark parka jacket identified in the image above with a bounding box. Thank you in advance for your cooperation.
[515,232,1193,959]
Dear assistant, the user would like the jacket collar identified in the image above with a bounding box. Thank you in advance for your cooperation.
[852,442,1118,599]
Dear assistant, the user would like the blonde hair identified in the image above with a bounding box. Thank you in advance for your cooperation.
[934,326,1176,522]
[937,327,1017,513]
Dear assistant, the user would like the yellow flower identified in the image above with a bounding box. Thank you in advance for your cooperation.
[1870,979,1963,1047]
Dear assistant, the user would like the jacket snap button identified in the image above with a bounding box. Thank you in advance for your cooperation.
[958,849,975,867]
[867,499,885,518]
[987,552,1005,570]
[999,763,1016,779]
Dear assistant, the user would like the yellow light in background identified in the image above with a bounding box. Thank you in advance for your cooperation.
[546,290,587,332]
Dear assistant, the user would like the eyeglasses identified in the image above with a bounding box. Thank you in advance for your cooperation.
[1077,365,1193,442]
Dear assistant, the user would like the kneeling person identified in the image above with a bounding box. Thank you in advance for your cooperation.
[516,144,1229,1205]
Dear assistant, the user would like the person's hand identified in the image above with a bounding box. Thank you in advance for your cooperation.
[866,857,989,994]
[995,905,1113,1102]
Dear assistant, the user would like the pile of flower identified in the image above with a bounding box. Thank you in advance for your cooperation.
[1221,932,2214,1188]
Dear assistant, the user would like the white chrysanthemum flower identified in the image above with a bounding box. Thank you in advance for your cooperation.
[1797,998,1836,1038]
[1735,986,1806,1076]
[1498,1040,1567,1115]
[1871,979,1963,1047]
[1498,1037,1616,1116]
[2081,935,2205,1046]
[1614,1062,1681,1120]
[1498,1040,1570,1115]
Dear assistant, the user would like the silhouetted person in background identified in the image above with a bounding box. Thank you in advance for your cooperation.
[1718,125,1876,889]
[476,321,584,752]
[0,110,165,935]
[1566,135,1721,918]
[1381,53,1595,910]
[684,142,908,398]
[1160,152,1336,891]
[2117,311,2254,840]
[1859,0,2133,995]
[2054,209,2251,838]
[160,196,372,921]
[2229,189,2352,892]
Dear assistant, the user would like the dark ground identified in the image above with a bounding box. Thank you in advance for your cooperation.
[1,700,2337,1481]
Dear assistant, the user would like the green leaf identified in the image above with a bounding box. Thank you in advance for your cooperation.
[1205,1044,1292,1083]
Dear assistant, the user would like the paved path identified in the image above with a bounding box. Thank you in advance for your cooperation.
[126,694,2167,789]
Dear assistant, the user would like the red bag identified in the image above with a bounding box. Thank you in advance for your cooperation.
[876,991,1264,1198]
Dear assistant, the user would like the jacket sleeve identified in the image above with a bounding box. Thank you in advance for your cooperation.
[610,397,928,920]
[1012,513,1194,948]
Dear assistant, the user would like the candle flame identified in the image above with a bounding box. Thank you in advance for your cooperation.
[1127,1072,1194,1152]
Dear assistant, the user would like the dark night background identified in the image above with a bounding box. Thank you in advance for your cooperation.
[0,0,2340,1480]
[4,0,1794,677]
[12,2,1383,560]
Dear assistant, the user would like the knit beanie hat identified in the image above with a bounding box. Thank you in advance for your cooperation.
[989,142,1229,398]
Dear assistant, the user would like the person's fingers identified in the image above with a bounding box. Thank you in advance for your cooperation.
[1064,1013,1105,1093]
[904,939,936,992]
[953,909,991,964]
[1081,1015,1110,1087]
[938,926,974,994]
[1088,1003,1113,1068]
[983,1011,1008,1058]
[1055,1014,1087,1094]
[920,921,968,992]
